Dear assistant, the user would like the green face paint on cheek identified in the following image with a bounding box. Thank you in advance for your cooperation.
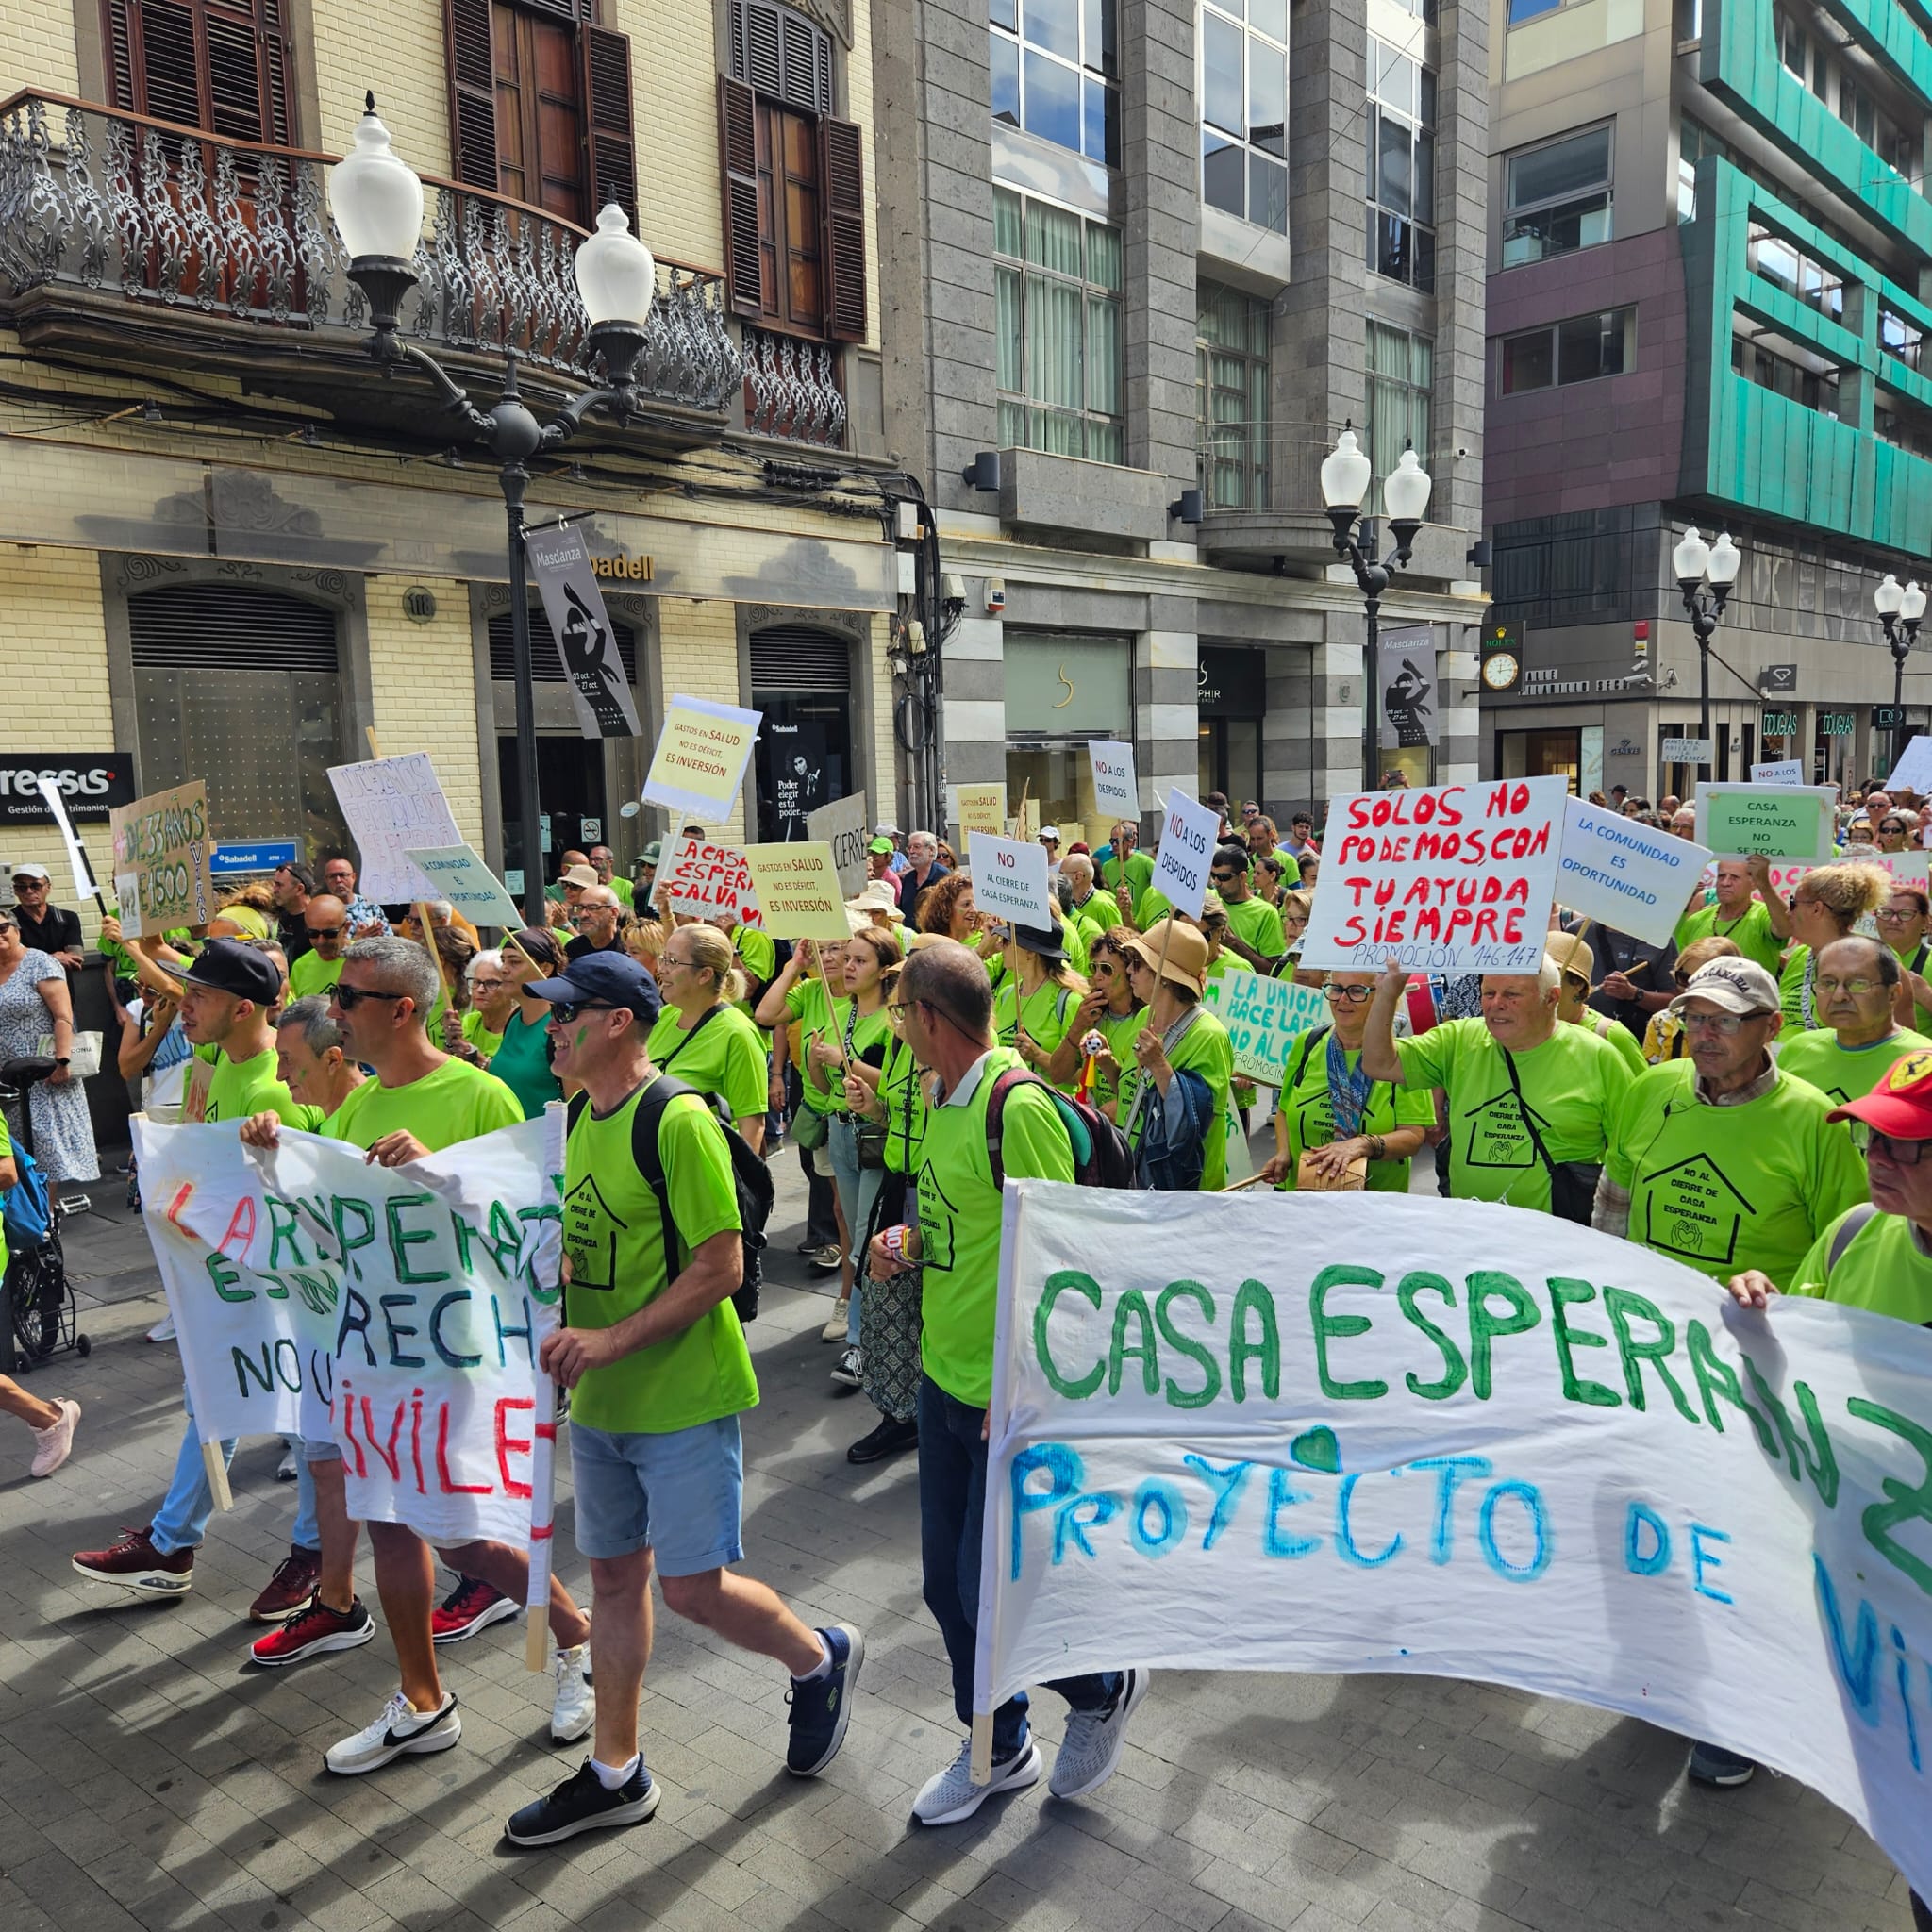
[574,1026,587,1049]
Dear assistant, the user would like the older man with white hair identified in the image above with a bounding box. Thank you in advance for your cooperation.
[896,829,948,923]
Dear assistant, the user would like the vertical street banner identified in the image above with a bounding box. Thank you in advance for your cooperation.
[326,753,465,904]
[977,1183,1932,1902]
[109,779,216,937]
[525,523,644,740]
[1377,626,1440,750]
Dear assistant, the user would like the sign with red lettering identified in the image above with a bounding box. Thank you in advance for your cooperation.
[1299,777,1569,974]
[660,833,760,925]
[968,829,1054,928]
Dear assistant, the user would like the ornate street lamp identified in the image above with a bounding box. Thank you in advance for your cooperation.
[1672,525,1740,788]
[1322,428,1432,787]
[330,94,657,922]
[1877,574,1927,771]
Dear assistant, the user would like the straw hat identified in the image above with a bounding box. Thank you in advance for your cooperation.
[1120,917,1209,995]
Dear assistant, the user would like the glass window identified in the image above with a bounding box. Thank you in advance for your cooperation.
[1507,0,1561,19]
[1366,34,1436,291]
[1555,308,1633,382]
[1745,222,1844,321]
[994,188,1125,462]
[1500,330,1555,393]
[1198,0,1288,232]
[1503,125,1612,265]
[1197,279,1272,509]
[1882,307,1925,374]
[991,0,1120,164]
[1365,321,1432,488]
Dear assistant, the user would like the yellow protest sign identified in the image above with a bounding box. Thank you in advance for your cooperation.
[109,779,215,937]
[641,694,762,821]
[956,783,1007,841]
[741,841,851,941]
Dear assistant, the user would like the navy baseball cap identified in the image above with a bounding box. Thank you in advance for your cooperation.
[182,936,283,1006]
[525,950,661,1027]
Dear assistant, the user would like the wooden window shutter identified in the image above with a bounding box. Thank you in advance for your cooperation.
[821,115,865,342]
[443,0,499,192]
[731,0,784,94]
[255,0,293,144]
[718,74,764,318]
[103,0,138,114]
[104,0,291,142]
[580,24,637,227]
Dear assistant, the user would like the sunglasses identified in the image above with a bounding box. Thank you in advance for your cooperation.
[333,984,407,1009]
[1871,1129,1932,1167]
[548,999,621,1023]
[305,924,343,939]
[1210,871,1241,884]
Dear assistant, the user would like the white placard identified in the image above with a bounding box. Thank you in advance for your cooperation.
[976,1182,1932,1907]
[1301,777,1567,974]
[641,693,762,822]
[1147,786,1220,923]
[34,772,101,903]
[1555,797,1713,949]
[1886,735,1932,793]
[1661,737,1714,764]
[403,843,524,927]
[1087,741,1140,819]
[806,791,870,899]
[967,830,1054,929]
[326,753,464,904]
[1750,760,1807,787]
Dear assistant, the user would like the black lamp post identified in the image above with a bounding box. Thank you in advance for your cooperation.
[1875,573,1926,774]
[1320,427,1432,787]
[1671,526,1740,791]
[330,95,658,924]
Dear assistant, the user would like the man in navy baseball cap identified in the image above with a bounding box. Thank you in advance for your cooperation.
[524,949,662,1031]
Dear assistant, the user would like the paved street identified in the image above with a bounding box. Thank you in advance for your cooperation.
[0,1153,1920,1932]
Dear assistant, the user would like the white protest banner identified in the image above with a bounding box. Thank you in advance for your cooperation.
[1695,782,1837,861]
[806,791,870,899]
[1088,741,1139,819]
[660,834,759,925]
[1660,736,1713,765]
[525,522,644,740]
[967,830,1054,929]
[326,753,464,904]
[1751,760,1807,787]
[35,772,104,906]
[1201,973,1328,1084]
[1148,787,1219,923]
[1768,850,1931,899]
[977,1183,1932,1899]
[641,694,762,821]
[404,843,523,928]
[130,1113,563,1544]
[741,841,850,941]
[1886,734,1932,793]
[1555,797,1712,949]
[1301,776,1566,974]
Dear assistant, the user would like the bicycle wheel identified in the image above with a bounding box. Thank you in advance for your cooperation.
[9,1244,65,1364]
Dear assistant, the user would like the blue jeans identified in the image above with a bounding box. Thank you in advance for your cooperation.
[917,1374,1118,1758]
[828,1116,884,1344]
[150,1391,319,1557]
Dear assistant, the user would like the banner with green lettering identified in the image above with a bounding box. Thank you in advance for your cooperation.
[979,1183,1932,1899]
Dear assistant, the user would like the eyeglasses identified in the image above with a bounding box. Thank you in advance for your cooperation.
[1815,976,1883,997]
[1882,824,1908,835]
[333,985,407,1010]
[305,924,343,940]
[1323,984,1372,1004]
[469,976,507,992]
[548,1000,621,1023]
[1871,1129,1932,1167]
[1680,1010,1749,1036]
[12,879,45,891]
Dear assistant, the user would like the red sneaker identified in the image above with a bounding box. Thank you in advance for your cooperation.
[72,1525,194,1599]
[431,1574,516,1644]
[249,1593,375,1667]
[249,1546,323,1623]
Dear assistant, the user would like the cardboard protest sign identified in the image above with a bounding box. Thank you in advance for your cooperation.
[1148,787,1220,923]
[1088,741,1138,819]
[326,753,463,904]
[109,779,215,937]
[967,830,1054,929]
[641,694,762,821]
[1555,797,1712,949]
[525,522,643,740]
[806,791,870,898]
[955,783,1008,841]
[35,772,103,904]
[977,1183,1932,1901]
[404,843,523,928]
[131,1113,563,1544]
[741,841,849,940]
[1886,735,1932,793]
[660,834,758,924]
[1300,777,1566,974]
[1695,783,1836,861]
[1750,760,1806,787]
[1202,973,1328,1084]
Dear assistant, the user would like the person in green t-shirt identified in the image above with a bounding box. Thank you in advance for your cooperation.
[723,916,777,1008]
[492,927,568,1119]
[1774,936,1932,1110]
[1208,842,1286,971]
[1875,885,1932,1032]
[1059,854,1115,946]
[588,845,633,908]
[272,993,365,1133]
[1598,955,1865,1289]
[752,937,844,1283]
[863,938,1142,1828]
[1043,924,1145,1113]
[1115,919,1235,1191]
[288,894,351,1004]
[451,949,515,1063]
[1100,820,1155,925]
[176,939,302,1125]
[1672,857,1790,977]
[1261,970,1432,1193]
[993,924,1085,1091]
[1779,861,1891,1028]
[1548,933,1647,1077]
[504,948,859,1844]
[649,923,770,1150]
[1366,950,1635,1220]
[0,1116,82,1478]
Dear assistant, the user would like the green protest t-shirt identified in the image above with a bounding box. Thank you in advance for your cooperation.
[1067,893,1116,943]
[1574,1009,1646,1077]
[917,1046,1073,1407]
[1117,1005,1236,1189]
[788,975,843,1115]
[647,1002,769,1125]
[1605,1061,1868,1289]
[491,1008,561,1119]
[994,978,1079,1067]
[1100,849,1153,903]
[734,924,777,991]
[322,1056,524,1152]
[287,950,345,1004]
[1394,1017,1633,1213]
[878,1032,929,1174]
[1222,894,1286,960]
[1090,1005,1147,1114]
[561,1082,755,1434]
[1778,946,1817,1028]
[1774,1026,1932,1108]
[1674,899,1785,976]
[1790,1208,1932,1324]
[1274,1027,1434,1194]
[461,1009,505,1058]
[204,1046,301,1125]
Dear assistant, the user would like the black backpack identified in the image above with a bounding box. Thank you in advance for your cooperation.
[566,1076,774,1324]
[986,1067,1140,1191]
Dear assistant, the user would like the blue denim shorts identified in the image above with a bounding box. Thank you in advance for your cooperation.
[569,1415,745,1574]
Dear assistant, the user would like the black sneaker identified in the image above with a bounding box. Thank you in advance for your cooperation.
[786,1624,863,1775]
[847,1416,918,1464]
[1687,1740,1757,1787]
[505,1758,659,1845]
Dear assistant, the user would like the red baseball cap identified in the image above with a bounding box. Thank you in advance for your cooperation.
[1828,1047,1932,1140]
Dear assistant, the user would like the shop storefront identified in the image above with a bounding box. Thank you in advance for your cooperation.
[1197,644,1265,807]
[1004,631,1133,846]
[1495,723,1604,794]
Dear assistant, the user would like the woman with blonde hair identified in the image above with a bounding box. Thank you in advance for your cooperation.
[1641,935,1741,1062]
[1780,861,1891,1027]
[647,921,768,1156]
[622,914,669,981]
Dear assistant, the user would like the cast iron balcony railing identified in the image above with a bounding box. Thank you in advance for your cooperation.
[0,91,741,415]
[741,323,846,447]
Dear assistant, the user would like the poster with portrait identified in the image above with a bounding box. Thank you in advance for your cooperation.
[1378,626,1440,751]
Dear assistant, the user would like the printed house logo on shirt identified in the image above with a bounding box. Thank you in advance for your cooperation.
[563,1173,629,1291]
[916,1160,964,1275]
[1638,1152,1753,1267]
[1459,1091,1544,1172]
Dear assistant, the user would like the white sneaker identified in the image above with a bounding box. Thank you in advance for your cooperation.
[29,1399,79,1478]
[325,1690,461,1775]
[275,1444,299,1481]
[821,1298,850,1341]
[145,1314,176,1343]
[911,1735,1041,1826]
[1049,1668,1149,1800]
[550,1643,595,1743]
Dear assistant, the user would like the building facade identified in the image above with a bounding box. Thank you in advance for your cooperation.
[1481,0,1932,800]
[872,0,1492,848]
[0,0,906,916]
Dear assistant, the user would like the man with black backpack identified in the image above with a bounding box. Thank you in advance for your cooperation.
[506,951,857,1846]
[866,938,1146,1828]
